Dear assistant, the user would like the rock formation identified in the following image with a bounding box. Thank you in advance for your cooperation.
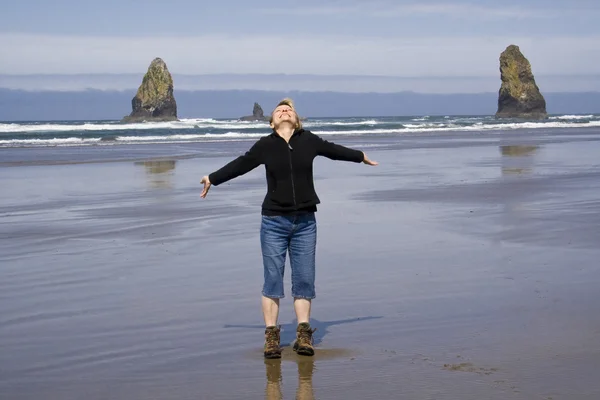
[496,45,547,119]
[239,102,267,121]
[122,58,177,122]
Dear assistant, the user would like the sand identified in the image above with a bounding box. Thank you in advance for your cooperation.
[1,129,600,399]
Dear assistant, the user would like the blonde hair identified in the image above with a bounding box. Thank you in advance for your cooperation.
[270,98,302,129]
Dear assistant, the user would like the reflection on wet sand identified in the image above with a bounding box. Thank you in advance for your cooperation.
[498,145,539,242]
[499,145,538,176]
[134,160,176,188]
[265,357,315,400]
[232,318,374,399]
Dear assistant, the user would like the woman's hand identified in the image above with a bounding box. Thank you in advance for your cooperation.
[362,152,379,166]
[200,176,212,198]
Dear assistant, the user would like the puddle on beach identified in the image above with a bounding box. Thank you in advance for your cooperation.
[263,357,317,400]
[245,346,356,361]
[246,347,357,400]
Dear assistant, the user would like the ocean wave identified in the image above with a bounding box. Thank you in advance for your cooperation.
[0,119,268,133]
[0,132,267,147]
[549,114,595,120]
[116,132,267,141]
[0,121,191,133]
[403,123,448,128]
[314,120,600,135]
[475,120,600,130]
[6,115,597,135]
[0,137,102,146]
[179,118,268,129]
[452,116,491,121]
[2,119,600,148]
[324,120,379,126]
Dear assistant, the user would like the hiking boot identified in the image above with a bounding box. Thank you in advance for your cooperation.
[293,322,316,356]
[264,326,282,359]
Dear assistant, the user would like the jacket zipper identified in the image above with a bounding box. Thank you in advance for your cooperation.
[287,141,297,208]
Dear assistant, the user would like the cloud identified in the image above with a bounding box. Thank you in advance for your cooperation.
[4,73,600,94]
[260,2,557,19]
[1,33,599,77]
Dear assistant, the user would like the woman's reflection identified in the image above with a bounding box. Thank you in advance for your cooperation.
[264,357,315,400]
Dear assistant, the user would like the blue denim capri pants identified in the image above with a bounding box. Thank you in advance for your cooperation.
[260,213,317,299]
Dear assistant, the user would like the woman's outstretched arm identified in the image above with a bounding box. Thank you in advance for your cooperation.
[313,132,378,166]
[200,140,264,198]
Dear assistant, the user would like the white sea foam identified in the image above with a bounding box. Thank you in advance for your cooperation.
[473,120,600,130]
[314,120,600,135]
[179,118,268,129]
[5,115,597,135]
[549,115,595,120]
[327,120,379,126]
[0,119,393,134]
[0,119,267,133]
[2,119,600,147]
[0,137,102,146]
[452,117,490,121]
[0,122,190,133]
[403,123,449,129]
[116,132,267,141]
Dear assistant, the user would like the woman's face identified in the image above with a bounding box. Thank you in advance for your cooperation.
[271,104,298,129]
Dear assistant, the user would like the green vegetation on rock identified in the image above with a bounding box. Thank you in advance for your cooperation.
[122,57,177,123]
[499,45,533,99]
[136,59,173,104]
[496,45,547,119]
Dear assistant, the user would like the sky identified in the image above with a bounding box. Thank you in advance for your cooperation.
[1,0,600,92]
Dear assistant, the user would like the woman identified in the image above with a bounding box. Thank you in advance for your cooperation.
[200,99,378,359]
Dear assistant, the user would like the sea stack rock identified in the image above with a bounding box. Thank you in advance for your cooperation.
[239,102,267,121]
[496,45,547,119]
[122,58,177,122]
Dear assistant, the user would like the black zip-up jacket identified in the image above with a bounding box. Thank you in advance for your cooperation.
[208,128,364,215]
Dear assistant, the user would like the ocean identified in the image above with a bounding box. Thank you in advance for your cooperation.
[1,114,599,149]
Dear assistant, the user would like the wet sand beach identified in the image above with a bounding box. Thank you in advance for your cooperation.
[1,129,600,399]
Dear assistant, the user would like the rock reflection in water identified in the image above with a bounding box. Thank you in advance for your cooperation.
[498,144,539,242]
[264,357,315,400]
[499,145,538,176]
[134,160,176,189]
